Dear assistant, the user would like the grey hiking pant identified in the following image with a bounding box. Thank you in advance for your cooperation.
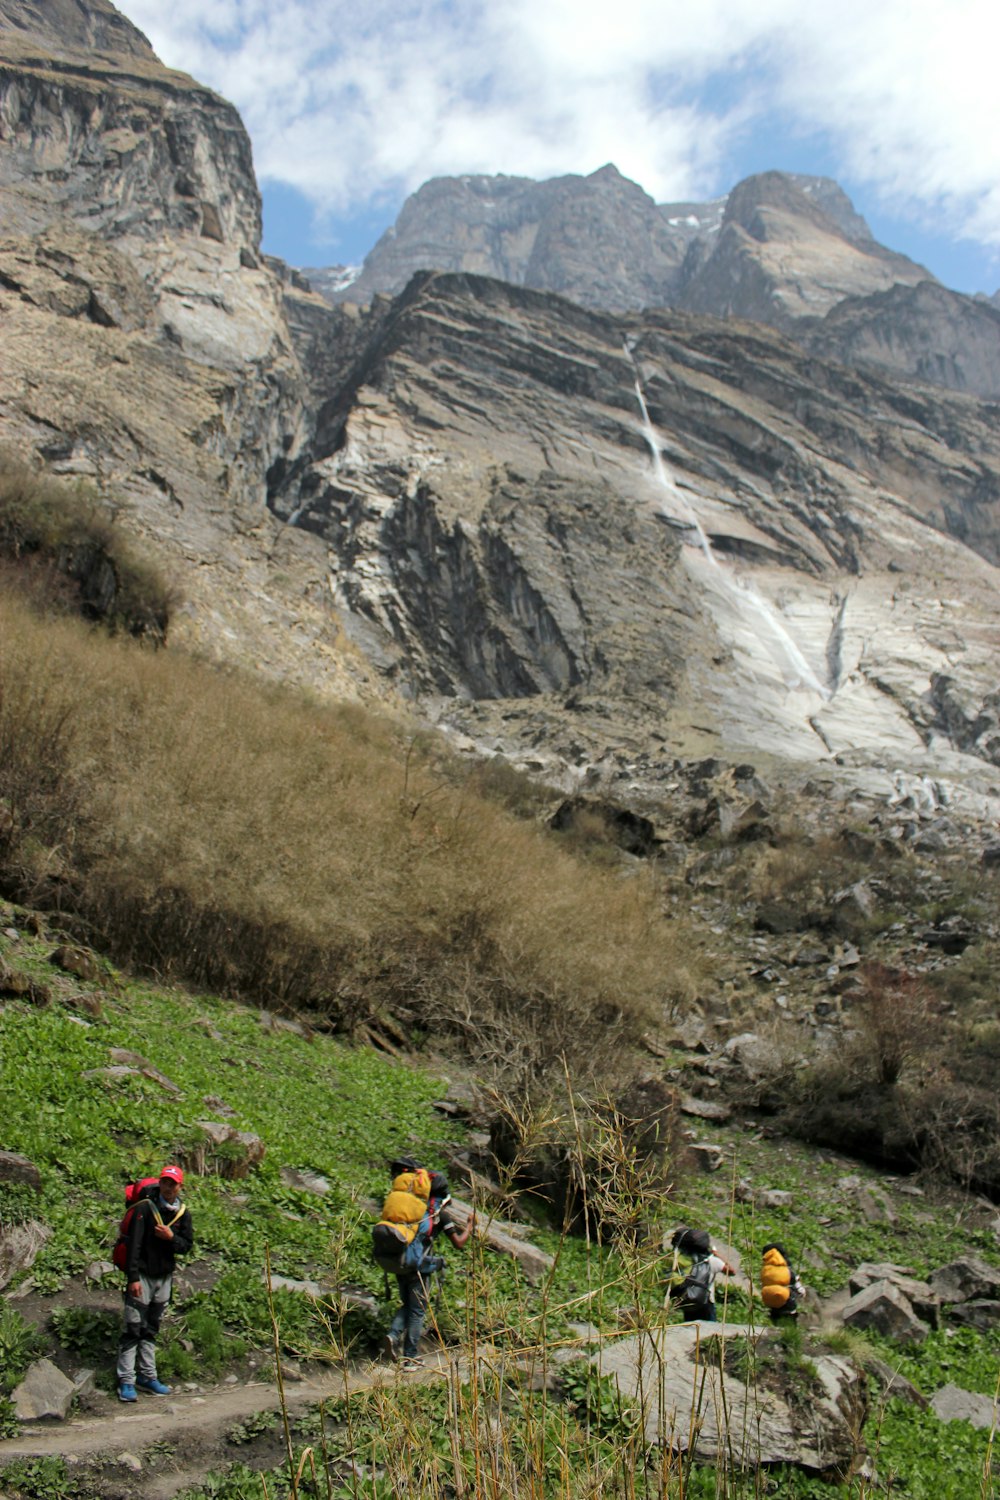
[116,1272,172,1383]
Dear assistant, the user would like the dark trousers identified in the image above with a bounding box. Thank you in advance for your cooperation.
[390,1272,429,1357]
[681,1301,717,1322]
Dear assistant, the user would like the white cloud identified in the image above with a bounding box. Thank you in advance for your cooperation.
[118,0,1000,247]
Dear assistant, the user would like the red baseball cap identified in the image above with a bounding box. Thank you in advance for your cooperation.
[159,1165,184,1186]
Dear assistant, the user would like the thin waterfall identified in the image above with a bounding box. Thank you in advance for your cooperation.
[627,346,830,701]
[632,377,715,565]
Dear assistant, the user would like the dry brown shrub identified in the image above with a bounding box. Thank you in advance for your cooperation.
[0,591,689,1084]
[0,454,176,638]
[849,961,933,1086]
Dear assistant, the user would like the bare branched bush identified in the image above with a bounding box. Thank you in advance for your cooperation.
[850,961,933,1087]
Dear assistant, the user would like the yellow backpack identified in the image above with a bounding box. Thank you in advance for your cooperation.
[372,1169,432,1273]
[761,1244,794,1309]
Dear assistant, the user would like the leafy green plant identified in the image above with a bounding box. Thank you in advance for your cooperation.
[0,1455,82,1499]
[227,1409,278,1445]
[49,1305,119,1364]
[0,1395,20,1439]
[560,1358,642,1439]
[176,1461,273,1500]
[0,1306,43,1393]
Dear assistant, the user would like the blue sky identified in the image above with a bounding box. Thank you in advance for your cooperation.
[118,0,1000,295]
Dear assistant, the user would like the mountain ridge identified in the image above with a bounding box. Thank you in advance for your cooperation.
[312,164,1000,401]
[0,0,997,821]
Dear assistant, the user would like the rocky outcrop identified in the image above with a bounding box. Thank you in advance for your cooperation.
[325,167,929,332]
[0,0,368,701]
[0,0,259,248]
[1,2,998,811]
[676,171,930,325]
[327,164,690,313]
[316,165,1000,402]
[272,269,1000,806]
[593,1325,866,1472]
[806,280,1000,400]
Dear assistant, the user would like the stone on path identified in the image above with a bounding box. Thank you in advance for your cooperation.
[12,1358,77,1421]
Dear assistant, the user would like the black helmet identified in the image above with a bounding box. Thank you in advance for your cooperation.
[389,1154,419,1176]
[673,1226,711,1256]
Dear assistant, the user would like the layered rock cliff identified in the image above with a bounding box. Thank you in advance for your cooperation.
[0,0,363,692]
[270,270,1000,808]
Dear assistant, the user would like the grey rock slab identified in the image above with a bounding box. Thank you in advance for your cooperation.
[0,1151,42,1191]
[946,1299,1000,1332]
[448,1195,554,1283]
[723,1033,771,1079]
[12,1358,77,1421]
[848,1264,939,1327]
[930,1256,1000,1304]
[930,1383,1000,1429]
[854,1186,897,1226]
[680,1096,732,1122]
[592,1324,865,1471]
[687,1143,725,1173]
[279,1167,331,1196]
[756,1189,794,1210]
[865,1356,928,1410]
[841,1280,929,1344]
[266,1274,323,1297]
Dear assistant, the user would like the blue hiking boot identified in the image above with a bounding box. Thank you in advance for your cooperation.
[136,1377,171,1395]
[118,1383,138,1402]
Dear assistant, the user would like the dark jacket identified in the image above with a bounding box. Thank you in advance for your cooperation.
[125,1195,194,1282]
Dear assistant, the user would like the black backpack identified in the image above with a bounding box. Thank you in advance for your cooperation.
[680,1256,713,1310]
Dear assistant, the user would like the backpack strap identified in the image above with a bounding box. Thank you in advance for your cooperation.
[147,1201,186,1230]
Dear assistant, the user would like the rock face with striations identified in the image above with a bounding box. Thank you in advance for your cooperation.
[270,268,1000,808]
[0,0,363,697]
[804,280,1000,400]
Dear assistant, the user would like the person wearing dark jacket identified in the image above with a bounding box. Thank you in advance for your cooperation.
[116,1165,193,1401]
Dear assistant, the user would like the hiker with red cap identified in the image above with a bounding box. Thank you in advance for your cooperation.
[116,1165,193,1402]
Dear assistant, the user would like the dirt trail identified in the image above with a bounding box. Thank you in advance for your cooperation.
[0,1354,456,1495]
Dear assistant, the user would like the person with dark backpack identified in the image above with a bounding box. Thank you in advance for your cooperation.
[667,1226,735,1322]
[377,1157,473,1371]
[115,1165,193,1401]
